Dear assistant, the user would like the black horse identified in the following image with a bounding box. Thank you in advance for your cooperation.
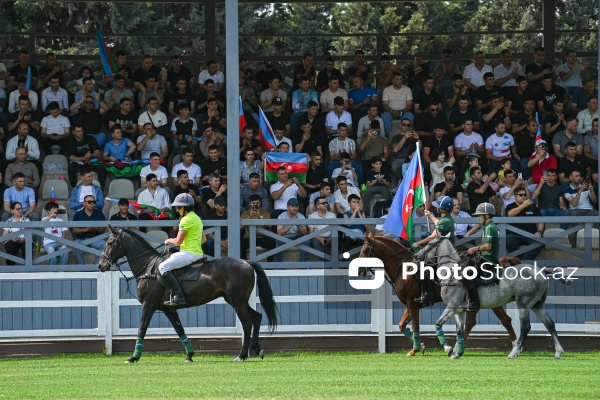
[98,226,278,363]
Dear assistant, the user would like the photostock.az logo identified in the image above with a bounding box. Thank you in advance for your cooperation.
[348,257,384,290]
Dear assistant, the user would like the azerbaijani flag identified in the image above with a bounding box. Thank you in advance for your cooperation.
[25,66,31,96]
[383,143,426,244]
[258,106,277,151]
[96,26,118,78]
[534,112,543,145]
[239,96,247,135]
[265,152,308,183]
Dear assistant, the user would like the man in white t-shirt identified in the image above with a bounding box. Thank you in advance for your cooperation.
[136,123,168,160]
[269,166,307,218]
[382,72,414,135]
[198,60,225,92]
[137,97,168,136]
[325,96,353,137]
[463,51,493,91]
[333,175,362,215]
[308,195,337,254]
[171,148,202,187]
[485,121,518,174]
[453,118,485,179]
[140,152,168,187]
[328,123,357,161]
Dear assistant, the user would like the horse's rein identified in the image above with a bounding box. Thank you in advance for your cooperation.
[363,239,416,290]
[101,232,164,281]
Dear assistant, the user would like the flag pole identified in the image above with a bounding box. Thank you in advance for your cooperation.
[416,141,432,232]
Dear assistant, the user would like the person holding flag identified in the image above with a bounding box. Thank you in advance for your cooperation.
[411,195,456,305]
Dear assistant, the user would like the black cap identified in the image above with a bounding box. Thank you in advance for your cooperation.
[273,97,283,105]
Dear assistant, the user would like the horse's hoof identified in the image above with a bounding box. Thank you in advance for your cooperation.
[234,356,246,362]
[406,349,417,357]
[420,343,426,356]
[507,352,518,360]
[258,349,264,359]
[251,346,264,359]
[125,357,139,364]
[450,353,461,359]
[444,345,453,357]
[185,354,194,363]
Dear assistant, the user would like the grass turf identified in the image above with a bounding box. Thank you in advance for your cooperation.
[0,350,598,399]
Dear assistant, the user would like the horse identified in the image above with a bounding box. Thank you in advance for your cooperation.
[359,233,517,356]
[98,226,278,363]
[414,236,564,360]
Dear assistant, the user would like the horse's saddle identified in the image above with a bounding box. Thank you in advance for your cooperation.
[149,256,208,281]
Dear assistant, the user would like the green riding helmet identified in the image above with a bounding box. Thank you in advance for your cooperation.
[473,202,496,216]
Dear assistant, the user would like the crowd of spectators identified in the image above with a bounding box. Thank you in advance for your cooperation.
[0,46,597,263]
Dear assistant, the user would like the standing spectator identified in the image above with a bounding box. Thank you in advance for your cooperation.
[72,195,106,265]
[40,101,71,155]
[557,50,589,95]
[505,186,544,261]
[302,153,328,200]
[2,201,29,265]
[2,173,39,221]
[531,169,569,229]
[42,201,69,265]
[276,198,308,262]
[68,167,104,214]
[308,195,337,255]
[265,97,290,137]
[269,167,307,218]
[382,73,414,133]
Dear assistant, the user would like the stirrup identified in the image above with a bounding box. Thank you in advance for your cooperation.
[164,296,186,306]
[414,293,434,306]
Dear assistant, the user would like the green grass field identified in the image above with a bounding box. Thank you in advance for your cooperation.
[0,351,598,399]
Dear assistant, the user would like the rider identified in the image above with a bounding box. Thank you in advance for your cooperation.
[464,202,499,311]
[412,195,455,305]
[159,193,206,306]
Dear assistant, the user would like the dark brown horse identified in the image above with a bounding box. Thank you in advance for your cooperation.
[359,233,517,356]
[98,226,278,363]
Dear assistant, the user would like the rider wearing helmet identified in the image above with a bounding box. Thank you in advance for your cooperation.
[159,193,206,306]
[463,201,499,311]
[413,195,455,305]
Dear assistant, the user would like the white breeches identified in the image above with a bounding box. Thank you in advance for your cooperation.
[158,250,203,275]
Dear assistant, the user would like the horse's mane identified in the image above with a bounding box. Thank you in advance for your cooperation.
[375,236,411,252]
[118,227,161,255]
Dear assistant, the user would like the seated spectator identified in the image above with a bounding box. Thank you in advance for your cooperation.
[273,125,293,152]
[40,101,70,155]
[291,76,318,131]
[4,146,40,189]
[448,97,480,135]
[137,74,164,113]
[362,156,392,215]
[198,123,226,159]
[475,72,501,111]
[239,126,263,161]
[265,98,290,137]
[423,123,454,170]
[168,77,197,117]
[308,195,337,255]
[73,77,100,110]
[413,76,442,115]
[137,173,172,233]
[497,158,513,187]
[531,169,569,229]
[103,126,137,163]
[583,118,598,181]
[499,169,530,210]
[325,97,353,138]
[462,155,484,190]
[382,72,414,134]
[140,152,168,188]
[433,165,463,205]
[104,74,134,112]
[8,77,38,114]
[485,121,518,174]
[451,198,479,240]
[67,125,106,189]
[204,196,228,257]
[444,74,470,113]
[75,66,96,91]
[200,144,227,184]
[137,123,168,160]
[171,148,201,187]
[197,79,225,115]
[41,75,69,114]
[511,97,537,135]
[348,74,378,129]
[429,148,454,192]
[106,98,138,141]
[571,79,597,113]
[171,170,202,216]
[331,152,359,187]
[360,120,389,176]
[132,54,166,92]
[329,123,357,161]
[202,173,227,210]
[558,141,588,184]
[564,170,599,228]
[240,148,262,187]
[72,194,106,265]
[276,198,308,262]
[197,98,227,134]
[137,97,168,137]
[7,96,40,138]
[170,103,198,154]
[537,75,569,119]
[505,186,544,261]
[2,173,39,221]
[270,166,307,218]
[2,201,29,265]
[109,198,139,225]
[68,167,104,214]
[453,118,485,179]
[357,103,385,147]
[390,118,419,180]
[255,58,282,92]
[466,167,497,214]
[240,194,274,261]
[528,140,557,186]
[333,175,362,215]
[307,182,335,214]
[71,94,108,148]
[576,97,598,135]
[240,173,269,212]
[317,57,345,93]
[504,76,532,114]
[198,60,225,92]
[342,194,367,252]
[239,73,258,126]
[260,75,287,113]
[42,201,69,265]
[293,113,322,156]
[320,76,348,113]
[543,100,567,145]
[415,101,449,137]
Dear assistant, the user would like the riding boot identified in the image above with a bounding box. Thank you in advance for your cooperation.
[461,278,480,312]
[414,279,434,305]
[160,271,186,306]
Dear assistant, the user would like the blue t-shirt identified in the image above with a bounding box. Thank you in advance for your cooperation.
[3,186,36,212]
[343,210,366,233]
[104,138,131,162]
[348,86,378,111]
[73,208,106,240]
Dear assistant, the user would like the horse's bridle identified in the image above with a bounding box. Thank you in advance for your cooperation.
[101,231,163,282]
[362,237,417,289]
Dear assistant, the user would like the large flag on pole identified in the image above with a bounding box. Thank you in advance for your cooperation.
[239,96,247,135]
[383,143,427,243]
[534,112,543,145]
[258,106,277,151]
[96,26,118,78]
[265,152,308,183]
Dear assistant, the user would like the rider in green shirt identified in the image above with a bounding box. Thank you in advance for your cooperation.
[412,195,455,305]
[465,202,499,311]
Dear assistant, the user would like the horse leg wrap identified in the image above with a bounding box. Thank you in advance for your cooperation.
[435,326,448,346]
[132,337,144,359]
[401,328,414,342]
[412,332,421,351]
[456,335,464,356]
[180,334,194,355]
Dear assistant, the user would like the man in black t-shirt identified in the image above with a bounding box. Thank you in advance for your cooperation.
[7,49,39,91]
[511,98,537,135]
[109,198,139,225]
[448,98,480,136]
[165,56,194,94]
[415,101,449,136]
[133,55,165,91]
[171,170,202,216]
[106,98,138,139]
[475,73,501,111]
[524,47,556,91]
[200,145,228,184]
[66,125,106,188]
[536,75,568,118]
[168,77,197,117]
[466,166,497,214]
[201,173,227,211]
[505,186,544,260]
[433,166,463,205]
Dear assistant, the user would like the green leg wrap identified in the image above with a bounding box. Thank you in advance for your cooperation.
[132,337,144,359]
[412,332,421,351]
[435,326,448,346]
[401,328,414,343]
[180,334,194,355]
[456,335,464,356]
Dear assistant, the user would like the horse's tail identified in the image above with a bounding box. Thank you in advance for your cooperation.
[248,261,278,333]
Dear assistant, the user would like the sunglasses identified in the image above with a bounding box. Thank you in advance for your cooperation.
[86,200,97,204]
[401,123,411,127]
[429,108,440,112]
[515,194,527,197]
[318,202,328,206]
[84,101,94,104]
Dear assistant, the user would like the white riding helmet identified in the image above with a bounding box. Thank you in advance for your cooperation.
[171,193,194,207]
[473,202,496,216]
